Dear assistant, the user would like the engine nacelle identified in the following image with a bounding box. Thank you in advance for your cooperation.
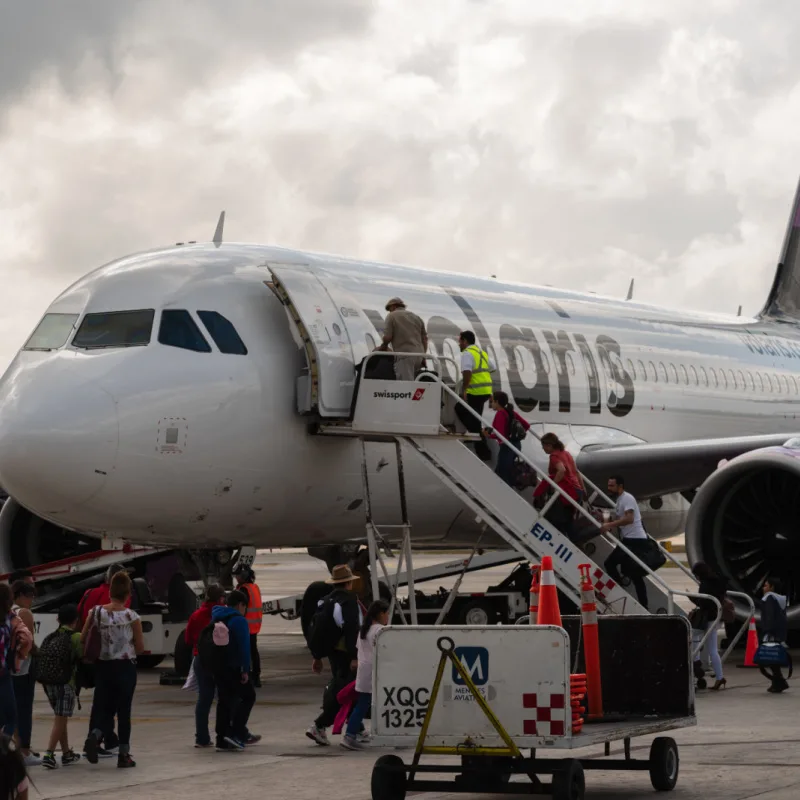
[686,448,800,624]
[0,496,102,575]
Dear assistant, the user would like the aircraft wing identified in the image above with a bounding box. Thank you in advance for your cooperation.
[576,432,798,498]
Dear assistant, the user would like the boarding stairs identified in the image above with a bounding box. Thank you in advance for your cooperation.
[267,264,753,656]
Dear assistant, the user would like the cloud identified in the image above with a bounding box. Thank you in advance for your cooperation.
[2,0,800,370]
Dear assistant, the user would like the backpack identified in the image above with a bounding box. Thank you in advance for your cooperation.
[197,620,230,673]
[306,594,342,660]
[507,410,527,442]
[0,620,11,678]
[36,630,75,686]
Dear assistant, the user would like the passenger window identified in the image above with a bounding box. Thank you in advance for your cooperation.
[659,362,668,382]
[792,376,799,395]
[699,367,708,387]
[197,311,248,355]
[756,372,764,392]
[365,334,376,350]
[566,353,576,376]
[669,363,678,383]
[73,310,154,349]
[709,367,718,388]
[728,369,736,389]
[690,365,698,386]
[637,360,646,381]
[719,369,727,389]
[648,361,657,382]
[158,310,211,353]
[737,370,745,391]
[775,374,783,394]
[680,365,688,385]
[24,313,79,350]
[626,359,635,380]
[746,371,755,392]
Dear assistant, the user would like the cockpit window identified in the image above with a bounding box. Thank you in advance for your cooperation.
[158,310,211,353]
[23,313,79,350]
[72,310,154,349]
[197,311,248,355]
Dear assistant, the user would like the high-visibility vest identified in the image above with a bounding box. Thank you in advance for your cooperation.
[242,583,263,634]
[465,345,493,395]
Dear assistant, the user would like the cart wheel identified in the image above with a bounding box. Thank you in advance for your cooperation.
[458,599,497,626]
[371,754,407,800]
[552,759,585,800]
[649,737,679,791]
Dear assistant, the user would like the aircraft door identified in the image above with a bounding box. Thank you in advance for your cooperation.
[269,265,356,417]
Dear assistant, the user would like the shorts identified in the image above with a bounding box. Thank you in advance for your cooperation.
[44,684,77,718]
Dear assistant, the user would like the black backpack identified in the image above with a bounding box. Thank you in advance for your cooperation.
[197,621,229,674]
[306,594,342,659]
[507,409,527,442]
[37,630,74,686]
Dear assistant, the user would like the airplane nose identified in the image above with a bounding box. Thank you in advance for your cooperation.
[0,381,119,514]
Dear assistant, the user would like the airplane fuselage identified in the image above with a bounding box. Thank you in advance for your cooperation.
[1,242,799,549]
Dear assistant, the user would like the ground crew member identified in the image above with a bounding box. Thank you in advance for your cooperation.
[456,330,494,460]
[377,297,428,381]
[232,563,263,688]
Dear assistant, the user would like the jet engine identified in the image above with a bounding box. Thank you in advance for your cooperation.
[685,447,800,623]
[0,496,101,575]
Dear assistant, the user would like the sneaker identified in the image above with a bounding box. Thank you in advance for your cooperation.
[62,750,81,766]
[194,741,213,749]
[98,745,117,758]
[42,752,58,770]
[216,739,245,752]
[83,735,99,765]
[242,733,262,746]
[356,731,371,745]
[117,753,136,769]
[305,724,329,746]
[24,752,43,767]
[340,735,365,751]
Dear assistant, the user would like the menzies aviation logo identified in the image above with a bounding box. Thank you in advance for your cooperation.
[412,388,426,401]
[452,647,489,687]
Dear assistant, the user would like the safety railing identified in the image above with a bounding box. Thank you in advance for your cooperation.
[358,353,722,631]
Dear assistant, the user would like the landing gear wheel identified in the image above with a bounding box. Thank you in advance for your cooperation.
[371,754,407,800]
[649,737,679,791]
[457,599,497,626]
[552,759,585,800]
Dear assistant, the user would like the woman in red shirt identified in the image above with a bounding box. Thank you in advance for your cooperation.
[484,391,531,486]
[532,433,585,535]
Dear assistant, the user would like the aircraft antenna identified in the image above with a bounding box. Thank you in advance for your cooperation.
[213,211,226,247]
[626,278,634,301]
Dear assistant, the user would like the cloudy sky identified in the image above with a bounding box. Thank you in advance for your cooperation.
[2,0,800,370]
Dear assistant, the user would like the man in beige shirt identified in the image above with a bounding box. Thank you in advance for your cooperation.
[378,297,428,380]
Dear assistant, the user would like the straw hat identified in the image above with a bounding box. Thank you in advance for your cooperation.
[327,564,356,584]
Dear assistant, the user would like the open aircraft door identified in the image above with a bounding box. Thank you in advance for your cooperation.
[269,264,374,418]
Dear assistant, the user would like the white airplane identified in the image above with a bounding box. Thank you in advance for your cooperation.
[3,186,800,616]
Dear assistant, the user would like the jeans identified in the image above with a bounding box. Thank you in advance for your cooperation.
[0,674,16,737]
[495,441,520,486]
[194,656,216,746]
[215,670,255,743]
[456,394,491,460]
[249,634,261,680]
[604,538,650,609]
[12,671,35,748]
[346,692,372,737]
[315,651,356,730]
[91,660,137,754]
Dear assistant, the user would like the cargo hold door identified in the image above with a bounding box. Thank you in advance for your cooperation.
[269,265,356,417]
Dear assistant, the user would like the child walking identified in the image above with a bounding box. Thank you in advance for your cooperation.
[340,600,389,751]
[40,604,83,769]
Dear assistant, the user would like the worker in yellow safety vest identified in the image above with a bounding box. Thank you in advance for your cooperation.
[456,330,495,461]
[233,562,263,687]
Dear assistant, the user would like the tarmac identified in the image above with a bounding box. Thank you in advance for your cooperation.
[22,550,800,800]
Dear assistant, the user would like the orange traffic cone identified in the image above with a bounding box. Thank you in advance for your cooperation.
[536,556,562,627]
[528,565,541,625]
[737,616,759,669]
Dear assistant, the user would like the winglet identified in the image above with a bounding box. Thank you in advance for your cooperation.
[212,211,225,247]
[625,278,634,301]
